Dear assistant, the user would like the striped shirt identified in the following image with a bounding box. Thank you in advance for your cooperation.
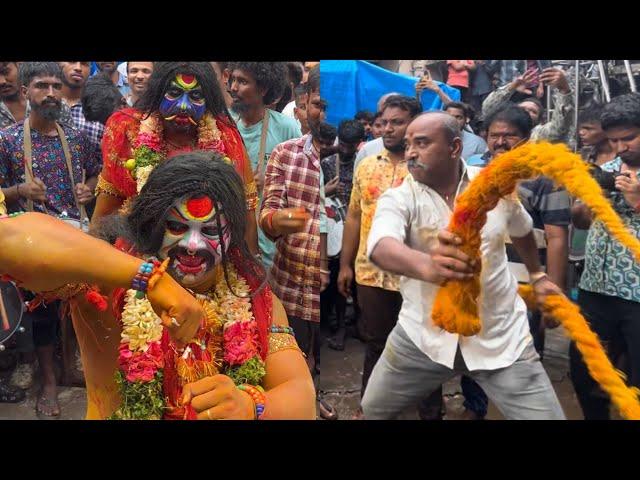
[473,150,571,279]
[260,134,321,323]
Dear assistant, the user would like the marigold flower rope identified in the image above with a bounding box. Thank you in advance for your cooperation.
[432,142,640,419]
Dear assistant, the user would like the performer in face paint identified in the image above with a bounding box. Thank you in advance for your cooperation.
[94,62,259,256]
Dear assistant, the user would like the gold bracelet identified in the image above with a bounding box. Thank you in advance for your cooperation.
[529,271,547,285]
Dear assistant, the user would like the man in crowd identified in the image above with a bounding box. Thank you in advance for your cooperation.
[259,65,327,376]
[578,104,616,166]
[59,62,106,151]
[126,62,154,106]
[571,93,640,419]
[321,119,365,351]
[293,84,310,135]
[443,101,487,159]
[0,62,26,129]
[95,62,130,97]
[363,111,566,419]
[462,104,571,419]
[482,66,574,145]
[354,111,374,140]
[0,62,101,416]
[228,62,301,271]
[371,111,384,139]
[353,92,402,171]
[339,95,435,419]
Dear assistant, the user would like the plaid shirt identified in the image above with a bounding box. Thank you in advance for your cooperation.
[66,101,105,151]
[260,134,321,323]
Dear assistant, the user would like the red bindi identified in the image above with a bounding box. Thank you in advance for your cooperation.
[186,195,213,218]
[181,74,195,85]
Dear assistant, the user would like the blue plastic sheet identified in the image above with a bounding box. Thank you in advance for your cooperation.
[320,60,461,127]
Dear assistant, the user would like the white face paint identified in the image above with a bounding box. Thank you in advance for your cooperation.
[158,195,231,288]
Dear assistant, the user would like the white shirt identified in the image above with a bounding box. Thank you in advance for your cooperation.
[354,137,384,174]
[366,164,535,370]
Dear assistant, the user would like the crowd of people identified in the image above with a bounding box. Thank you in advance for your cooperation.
[319,60,640,420]
[0,59,638,421]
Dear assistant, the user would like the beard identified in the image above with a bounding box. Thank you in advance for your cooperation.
[230,98,250,115]
[31,100,61,121]
[384,140,404,154]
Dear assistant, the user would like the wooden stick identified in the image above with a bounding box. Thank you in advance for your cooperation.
[0,289,10,332]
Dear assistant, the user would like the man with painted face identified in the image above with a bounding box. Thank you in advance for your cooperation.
[94,62,259,255]
[0,152,316,420]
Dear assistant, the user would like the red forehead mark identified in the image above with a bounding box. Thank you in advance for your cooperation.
[186,195,213,218]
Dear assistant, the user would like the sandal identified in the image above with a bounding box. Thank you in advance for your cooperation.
[0,380,26,403]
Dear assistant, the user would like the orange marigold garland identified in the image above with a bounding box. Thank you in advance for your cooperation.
[432,141,640,419]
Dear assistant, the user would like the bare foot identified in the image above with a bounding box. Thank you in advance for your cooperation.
[36,386,60,418]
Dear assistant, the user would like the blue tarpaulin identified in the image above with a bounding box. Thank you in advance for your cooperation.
[320,60,461,127]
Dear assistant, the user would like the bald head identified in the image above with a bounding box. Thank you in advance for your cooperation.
[410,111,461,142]
[405,111,463,186]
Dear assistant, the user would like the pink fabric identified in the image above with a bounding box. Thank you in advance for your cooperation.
[446,60,474,88]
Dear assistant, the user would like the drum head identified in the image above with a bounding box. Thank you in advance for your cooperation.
[0,281,24,345]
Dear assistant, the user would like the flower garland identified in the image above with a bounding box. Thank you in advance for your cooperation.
[432,141,640,419]
[123,112,232,193]
[110,263,266,420]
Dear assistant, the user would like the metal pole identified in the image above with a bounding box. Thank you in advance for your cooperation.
[597,60,611,102]
[546,85,552,123]
[574,60,580,152]
[624,60,637,92]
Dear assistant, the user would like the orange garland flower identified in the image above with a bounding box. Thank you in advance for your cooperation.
[432,141,640,419]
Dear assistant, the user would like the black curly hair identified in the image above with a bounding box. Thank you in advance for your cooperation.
[227,62,288,105]
[601,93,640,131]
[96,151,266,296]
[135,62,235,127]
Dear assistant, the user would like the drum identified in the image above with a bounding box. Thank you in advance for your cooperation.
[0,281,25,350]
[326,196,347,259]
[57,211,90,233]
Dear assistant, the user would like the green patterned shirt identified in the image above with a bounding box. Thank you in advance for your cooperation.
[579,157,640,303]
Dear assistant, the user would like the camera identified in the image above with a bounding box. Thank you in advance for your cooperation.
[589,164,628,193]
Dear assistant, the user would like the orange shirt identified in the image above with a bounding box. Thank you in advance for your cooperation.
[349,150,409,291]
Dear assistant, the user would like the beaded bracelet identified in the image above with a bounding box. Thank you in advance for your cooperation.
[132,261,157,299]
[238,384,266,420]
[269,325,295,335]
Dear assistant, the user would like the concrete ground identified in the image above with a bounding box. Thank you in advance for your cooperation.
[319,322,591,420]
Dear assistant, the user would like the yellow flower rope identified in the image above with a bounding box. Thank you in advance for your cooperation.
[431,141,640,419]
